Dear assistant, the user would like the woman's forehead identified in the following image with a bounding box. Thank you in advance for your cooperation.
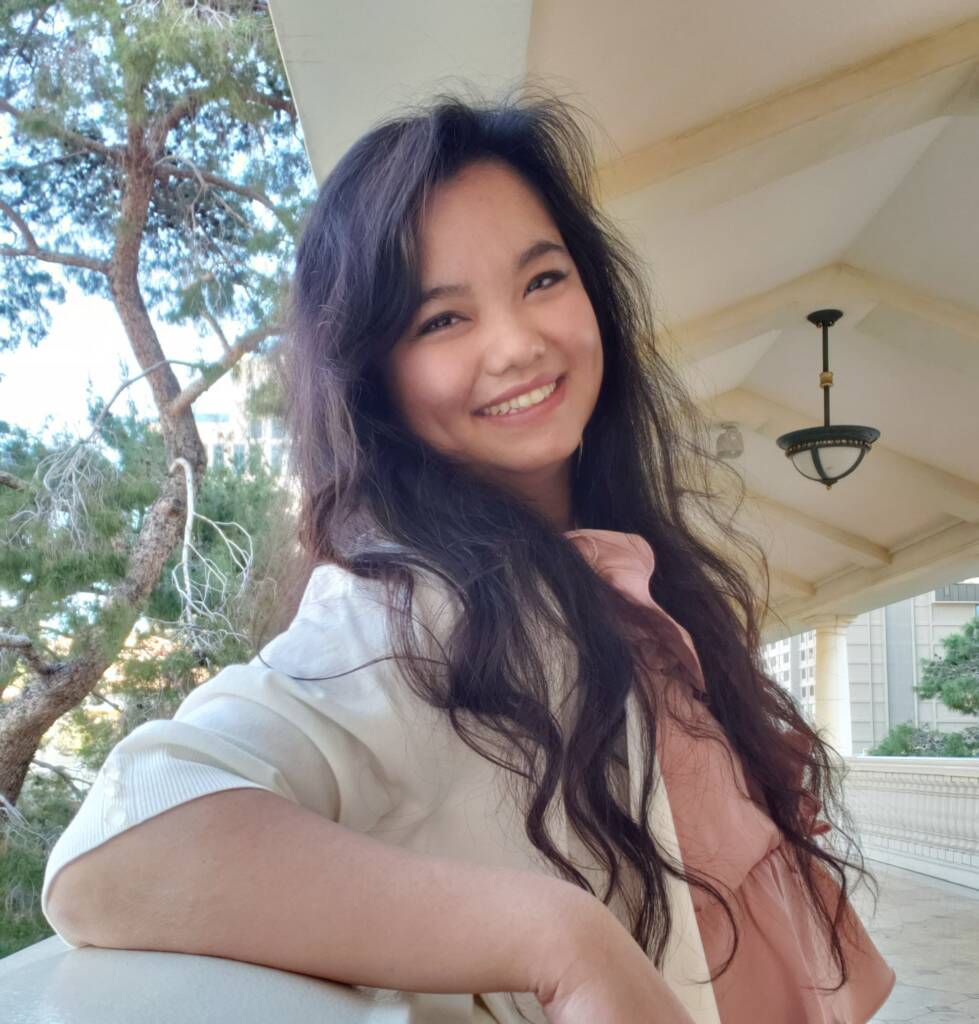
[417,164,559,271]
[421,162,553,233]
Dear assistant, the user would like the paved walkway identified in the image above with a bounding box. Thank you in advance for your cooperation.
[851,861,979,1023]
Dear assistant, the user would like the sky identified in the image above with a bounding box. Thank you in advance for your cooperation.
[0,283,240,438]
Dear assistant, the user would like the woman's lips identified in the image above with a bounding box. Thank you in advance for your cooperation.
[474,374,566,424]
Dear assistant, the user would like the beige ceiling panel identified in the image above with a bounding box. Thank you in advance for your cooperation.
[269,0,534,181]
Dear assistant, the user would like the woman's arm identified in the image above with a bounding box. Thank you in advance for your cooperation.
[46,786,605,1001]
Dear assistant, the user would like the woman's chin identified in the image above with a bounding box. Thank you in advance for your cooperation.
[475,449,578,479]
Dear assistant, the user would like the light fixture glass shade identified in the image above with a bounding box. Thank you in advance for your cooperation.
[790,445,865,482]
[777,426,880,488]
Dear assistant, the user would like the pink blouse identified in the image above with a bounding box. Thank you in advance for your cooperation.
[565,528,897,1024]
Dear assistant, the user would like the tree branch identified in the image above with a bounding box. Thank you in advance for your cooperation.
[152,89,210,148]
[2,7,49,97]
[0,97,121,162]
[1,197,109,272]
[0,197,111,274]
[154,157,276,211]
[90,688,124,713]
[31,759,87,798]
[180,271,231,352]
[153,88,296,147]
[0,632,58,676]
[0,197,38,248]
[244,90,297,121]
[168,322,281,416]
[0,244,110,274]
[200,305,231,352]
[0,471,29,491]
[89,358,201,436]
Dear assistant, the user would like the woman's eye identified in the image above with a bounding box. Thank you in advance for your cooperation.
[527,270,567,293]
[417,312,460,336]
[416,270,567,335]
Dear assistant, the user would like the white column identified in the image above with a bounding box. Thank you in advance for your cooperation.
[805,615,856,756]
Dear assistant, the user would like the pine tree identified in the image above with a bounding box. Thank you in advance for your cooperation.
[0,0,312,808]
[916,617,979,716]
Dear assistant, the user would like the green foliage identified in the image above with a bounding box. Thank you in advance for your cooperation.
[1,407,294,721]
[0,411,165,686]
[242,371,285,421]
[0,261,66,353]
[1,0,314,350]
[46,419,294,777]
[916,617,979,716]
[867,721,979,757]
[0,772,81,957]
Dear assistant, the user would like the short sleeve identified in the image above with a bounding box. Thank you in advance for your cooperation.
[41,563,448,949]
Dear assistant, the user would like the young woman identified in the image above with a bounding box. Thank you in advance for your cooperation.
[43,90,896,1024]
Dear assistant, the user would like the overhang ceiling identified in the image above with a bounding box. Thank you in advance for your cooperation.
[268,0,979,641]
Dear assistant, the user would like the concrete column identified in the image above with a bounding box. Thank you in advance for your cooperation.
[805,615,856,756]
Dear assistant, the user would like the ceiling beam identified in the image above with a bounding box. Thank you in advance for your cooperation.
[741,493,892,569]
[666,264,868,362]
[596,17,979,202]
[665,262,979,364]
[706,463,893,567]
[831,263,979,341]
[764,520,979,640]
[771,568,817,599]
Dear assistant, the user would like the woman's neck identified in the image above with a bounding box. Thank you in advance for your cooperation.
[477,456,575,531]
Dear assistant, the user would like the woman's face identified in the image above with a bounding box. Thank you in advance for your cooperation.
[384,159,603,509]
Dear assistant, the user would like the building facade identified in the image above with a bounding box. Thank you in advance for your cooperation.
[195,411,288,477]
[763,582,979,754]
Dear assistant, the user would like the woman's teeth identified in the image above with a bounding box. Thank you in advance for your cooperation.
[480,379,558,416]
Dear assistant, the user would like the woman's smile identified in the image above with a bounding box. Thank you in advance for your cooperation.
[474,373,567,424]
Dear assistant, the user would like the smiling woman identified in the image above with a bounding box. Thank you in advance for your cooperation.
[384,161,603,527]
[42,87,894,1024]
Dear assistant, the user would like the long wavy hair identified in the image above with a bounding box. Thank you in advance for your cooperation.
[279,84,877,1000]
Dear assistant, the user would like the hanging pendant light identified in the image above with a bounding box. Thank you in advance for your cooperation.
[776,309,879,489]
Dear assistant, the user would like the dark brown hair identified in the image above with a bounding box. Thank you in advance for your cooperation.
[280,84,877,1003]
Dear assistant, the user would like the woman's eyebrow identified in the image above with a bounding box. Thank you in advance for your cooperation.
[417,239,568,308]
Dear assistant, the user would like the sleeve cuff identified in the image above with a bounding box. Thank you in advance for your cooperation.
[41,749,277,947]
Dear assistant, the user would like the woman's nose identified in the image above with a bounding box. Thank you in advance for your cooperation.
[482,312,546,375]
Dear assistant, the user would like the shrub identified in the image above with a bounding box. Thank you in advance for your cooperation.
[867,722,979,757]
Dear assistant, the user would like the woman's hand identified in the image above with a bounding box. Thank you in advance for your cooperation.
[534,890,698,1024]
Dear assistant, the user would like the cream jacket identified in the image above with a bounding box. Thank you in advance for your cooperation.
[41,540,721,1024]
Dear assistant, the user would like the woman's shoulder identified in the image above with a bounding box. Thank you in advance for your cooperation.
[258,556,463,681]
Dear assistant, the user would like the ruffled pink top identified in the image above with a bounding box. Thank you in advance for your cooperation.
[565,528,896,1024]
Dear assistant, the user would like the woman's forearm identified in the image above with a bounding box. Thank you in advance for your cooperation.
[46,787,602,999]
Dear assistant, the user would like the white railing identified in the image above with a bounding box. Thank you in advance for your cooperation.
[843,756,979,890]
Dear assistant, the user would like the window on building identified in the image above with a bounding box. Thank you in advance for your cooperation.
[249,419,263,440]
[270,443,283,474]
[212,444,224,468]
[232,444,246,472]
